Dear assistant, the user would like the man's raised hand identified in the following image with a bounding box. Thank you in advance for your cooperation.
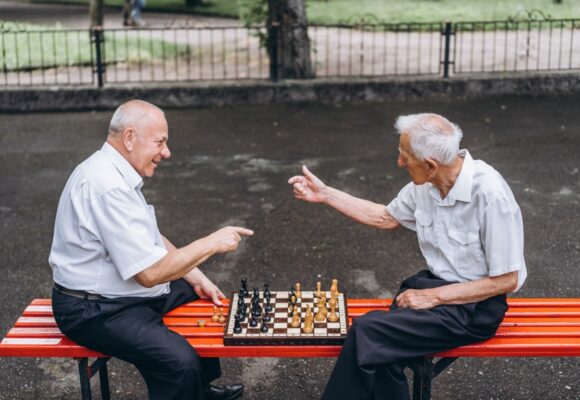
[288,165,328,203]
[208,226,254,254]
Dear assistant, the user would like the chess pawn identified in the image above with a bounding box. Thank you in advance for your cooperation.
[218,307,226,324]
[295,282,302,298]
[319,297,328,317]
[328,303,339,322]
[328,296,338,309]
[211,306,219,322]
[315,281,322,299]
[290,310,301,328]
[233,314,243,334]
[303,305,314,334]
[315,298,326,322]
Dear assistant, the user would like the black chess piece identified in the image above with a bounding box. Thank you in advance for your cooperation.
[264,282,271,298]
[233,314,242,334]
[249,315,258,327]
[241,277,248,296]
[264,296,273,313]
[252,298,262,317]
[260,319,269,333]
[253,287,260,300]
[239,304,247,321]
[263,309,271,322]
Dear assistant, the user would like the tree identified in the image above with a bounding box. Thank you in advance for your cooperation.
[267,0,314,79]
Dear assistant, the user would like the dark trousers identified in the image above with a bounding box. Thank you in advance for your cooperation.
[321,270,508,400]
[52,279,221,400]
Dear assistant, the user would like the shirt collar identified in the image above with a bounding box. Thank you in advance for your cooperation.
[428,149,473,205]
[100,142,143,190]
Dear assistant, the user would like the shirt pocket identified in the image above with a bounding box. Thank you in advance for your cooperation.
[447,229,485,266]
[414,209,435,244]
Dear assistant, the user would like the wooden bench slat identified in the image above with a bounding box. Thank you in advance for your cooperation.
[3,298,580,359]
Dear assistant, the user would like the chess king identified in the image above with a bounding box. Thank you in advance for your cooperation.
[288,113,527,400]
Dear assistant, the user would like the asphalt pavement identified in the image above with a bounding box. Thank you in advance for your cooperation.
[0,94,579,399]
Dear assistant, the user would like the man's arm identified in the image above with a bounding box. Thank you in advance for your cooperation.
[396,271,518,310]
[288,165,400,230]
[134,226,253,288]
[160,235,226,306]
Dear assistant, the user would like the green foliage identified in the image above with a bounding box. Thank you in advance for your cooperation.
[0,22,189,71]
[238,0,268,26]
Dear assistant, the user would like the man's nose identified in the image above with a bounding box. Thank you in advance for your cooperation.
[162,144,171,158]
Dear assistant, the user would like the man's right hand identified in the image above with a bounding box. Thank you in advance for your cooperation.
[207,226,254,254]
[288,165,328,203]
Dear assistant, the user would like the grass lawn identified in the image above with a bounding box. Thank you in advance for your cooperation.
[0,21,189,71]
[30,0,580,23]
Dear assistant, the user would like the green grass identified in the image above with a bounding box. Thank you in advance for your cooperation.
[30,0,580,23]
[0,21,190,71]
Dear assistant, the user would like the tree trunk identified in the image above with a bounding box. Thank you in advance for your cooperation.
[267,0,314,79]
[89,0,104,28]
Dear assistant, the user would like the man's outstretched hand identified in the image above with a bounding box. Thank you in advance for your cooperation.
[288,165,328,203]
[207,226,254,254]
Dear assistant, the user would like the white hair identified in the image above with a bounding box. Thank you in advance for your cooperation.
[108,99,164,137]
[394,113,463,165]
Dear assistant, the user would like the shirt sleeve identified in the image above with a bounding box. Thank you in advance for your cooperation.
[386,182,417,231]
[481,197,527,291]
[92,187,168,280]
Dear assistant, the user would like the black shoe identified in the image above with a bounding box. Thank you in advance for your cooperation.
[204,383,244,400]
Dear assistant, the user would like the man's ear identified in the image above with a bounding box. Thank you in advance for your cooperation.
[425,158,438,178]
[123,128,136,152]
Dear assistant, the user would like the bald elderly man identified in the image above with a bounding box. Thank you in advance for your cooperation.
[50,100,251,400]
[289,113,527,400]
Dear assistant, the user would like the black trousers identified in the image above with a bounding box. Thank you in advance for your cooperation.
[52,279,221,400]
[321,270,508,400]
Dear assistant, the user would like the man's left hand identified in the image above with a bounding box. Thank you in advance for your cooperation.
[193,277,226,306]
[395,288,441,310]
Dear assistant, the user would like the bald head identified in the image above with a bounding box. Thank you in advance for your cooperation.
[108,100,165,138]
[394,113,463,165]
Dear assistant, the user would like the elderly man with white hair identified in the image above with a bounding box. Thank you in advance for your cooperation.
[288,113,527,400]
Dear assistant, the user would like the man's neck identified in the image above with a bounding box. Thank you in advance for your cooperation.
[430,157,464,199]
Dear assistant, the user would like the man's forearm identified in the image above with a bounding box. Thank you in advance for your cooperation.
[323,186,399,230]
[435,272,518,305]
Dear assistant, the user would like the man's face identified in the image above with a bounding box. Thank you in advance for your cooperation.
[128,113,171,178]
[397,133,430,185]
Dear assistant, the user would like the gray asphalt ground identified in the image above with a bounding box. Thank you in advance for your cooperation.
[0,94,579,399]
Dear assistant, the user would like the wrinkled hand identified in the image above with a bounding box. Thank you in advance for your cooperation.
[288,165,328,203]
[395,288,441,310]
[208,226,254,254]
[193,276,226,306]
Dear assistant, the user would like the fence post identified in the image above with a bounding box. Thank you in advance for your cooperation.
[442,22,453,79]
[91,27,105,88]
[269,21,280,82]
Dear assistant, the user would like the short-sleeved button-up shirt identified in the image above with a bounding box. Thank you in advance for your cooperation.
[49,142,170,298]
[387,149,527,291]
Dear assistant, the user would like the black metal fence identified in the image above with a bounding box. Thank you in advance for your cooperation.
[2,17,580,87]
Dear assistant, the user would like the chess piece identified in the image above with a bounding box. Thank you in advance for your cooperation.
[233,314,242,334]
[328,303,339,322]
[260,319,269,333]
[303,305,314,334]
[264,282,271,299]
[290,309,301,328]
[319,297,328,317]
[252,287,260,301]
[315,281,322,299]
[252,299,262,317]
[263,309,271,322]
[264,295,273,313]
[249,315,258,327]
[295,282,302,298]
[328,295,338,309]
[197,319,206,327]
[241,277,248,296]
[218,307,226,324]
[315,298,326,322]
[330,278,339,295]
[211,306,219,322]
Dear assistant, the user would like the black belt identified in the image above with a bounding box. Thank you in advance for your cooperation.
[53,283,105,300]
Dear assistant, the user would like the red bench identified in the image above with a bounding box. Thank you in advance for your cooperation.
[1,298,580,400]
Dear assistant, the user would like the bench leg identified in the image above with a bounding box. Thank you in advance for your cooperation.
[76,357,111,400]
[408,357,458,400]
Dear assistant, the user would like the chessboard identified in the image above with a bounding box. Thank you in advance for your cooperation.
[224,290,349,345]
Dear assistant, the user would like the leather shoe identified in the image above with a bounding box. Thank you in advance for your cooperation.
[204,383,244,400]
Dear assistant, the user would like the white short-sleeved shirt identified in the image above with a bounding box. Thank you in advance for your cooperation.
[49,142,170,298]
[386,149,527,291]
